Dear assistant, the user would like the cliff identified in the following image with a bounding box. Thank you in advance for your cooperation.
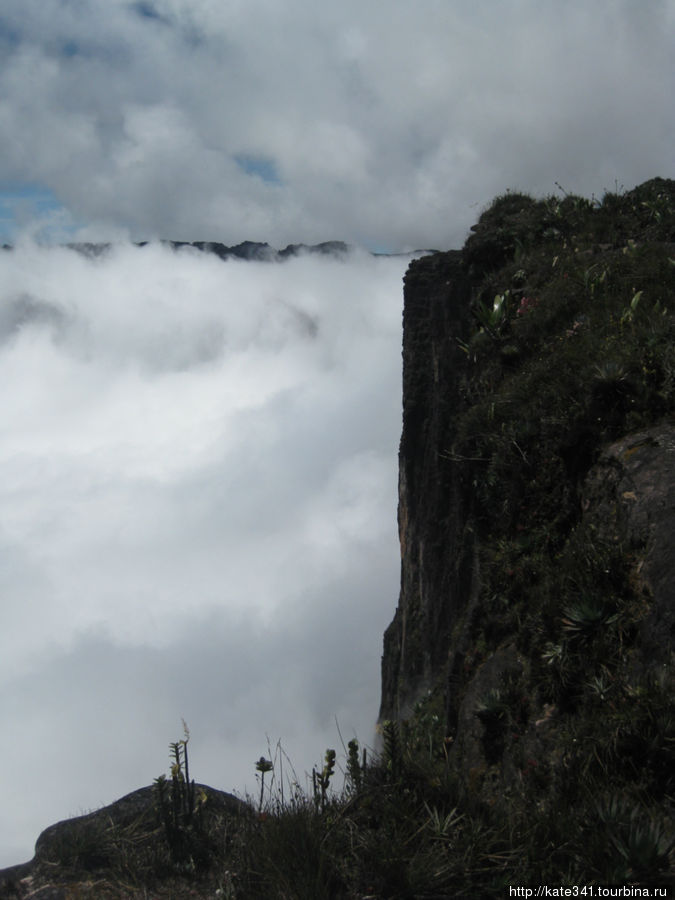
[380,178,675,823]
[3,179,674,894]
[380,250,477,722]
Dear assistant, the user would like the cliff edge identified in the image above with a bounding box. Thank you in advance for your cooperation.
[380,179,675,833]
[3,179,674,894]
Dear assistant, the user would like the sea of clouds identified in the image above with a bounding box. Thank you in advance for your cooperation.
[0,242,414,865]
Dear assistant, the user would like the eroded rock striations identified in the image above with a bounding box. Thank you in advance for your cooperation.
[379,250,478,723]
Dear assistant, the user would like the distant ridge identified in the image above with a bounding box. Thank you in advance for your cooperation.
[76,240,353,260]
[2,239,435,259]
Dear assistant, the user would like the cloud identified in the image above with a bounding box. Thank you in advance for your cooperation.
[0,1,672,249]
[0,242,410,865]
[0,0,674,866]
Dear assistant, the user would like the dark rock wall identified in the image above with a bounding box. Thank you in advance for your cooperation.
[379,251,476,722]
[380,180,675,783]
[581,424,675,669]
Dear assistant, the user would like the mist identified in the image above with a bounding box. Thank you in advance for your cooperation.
[0,242,413,865]
[2,0,673,868]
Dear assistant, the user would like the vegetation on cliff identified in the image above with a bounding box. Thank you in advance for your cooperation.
[439,177,675,887]
[3,179,674,897]
[380,176,675,891]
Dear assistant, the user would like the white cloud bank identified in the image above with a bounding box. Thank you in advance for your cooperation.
[0,243,411,866]
[0,0,673,249]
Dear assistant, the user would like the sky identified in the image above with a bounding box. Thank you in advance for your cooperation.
[0,0,674,867]
[0,0,673,249]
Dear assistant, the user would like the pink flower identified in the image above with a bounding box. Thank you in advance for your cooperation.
[517,296,539,316]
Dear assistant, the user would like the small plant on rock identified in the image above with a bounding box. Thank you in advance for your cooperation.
[346,738,367,794]
[312,748,336,812]
[561,595,616,644]
[255,755,274,812]
[154,720,208,869]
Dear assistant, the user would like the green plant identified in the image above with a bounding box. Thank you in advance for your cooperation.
[346,738,367,793]
[312,748,336,812]
[620,289,643,325]
[561,595,616,644]
[423,800,463,841]
[255,755,273,812]
[380,719,402,782]
[153,720,208,869]
[592,358,630,390]
[473,291,510,339]
[586,670,614,703]
[475,688,507,725]
[579,797,675,881]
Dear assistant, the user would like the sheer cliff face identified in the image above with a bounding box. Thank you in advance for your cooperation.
[380,180,675,807]
[379,251,476,722]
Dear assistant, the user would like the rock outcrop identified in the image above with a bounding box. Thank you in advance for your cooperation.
[0,785,246,897]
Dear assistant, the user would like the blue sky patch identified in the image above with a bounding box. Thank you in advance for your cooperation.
[234,155,280,185]
[0,183,73,243]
